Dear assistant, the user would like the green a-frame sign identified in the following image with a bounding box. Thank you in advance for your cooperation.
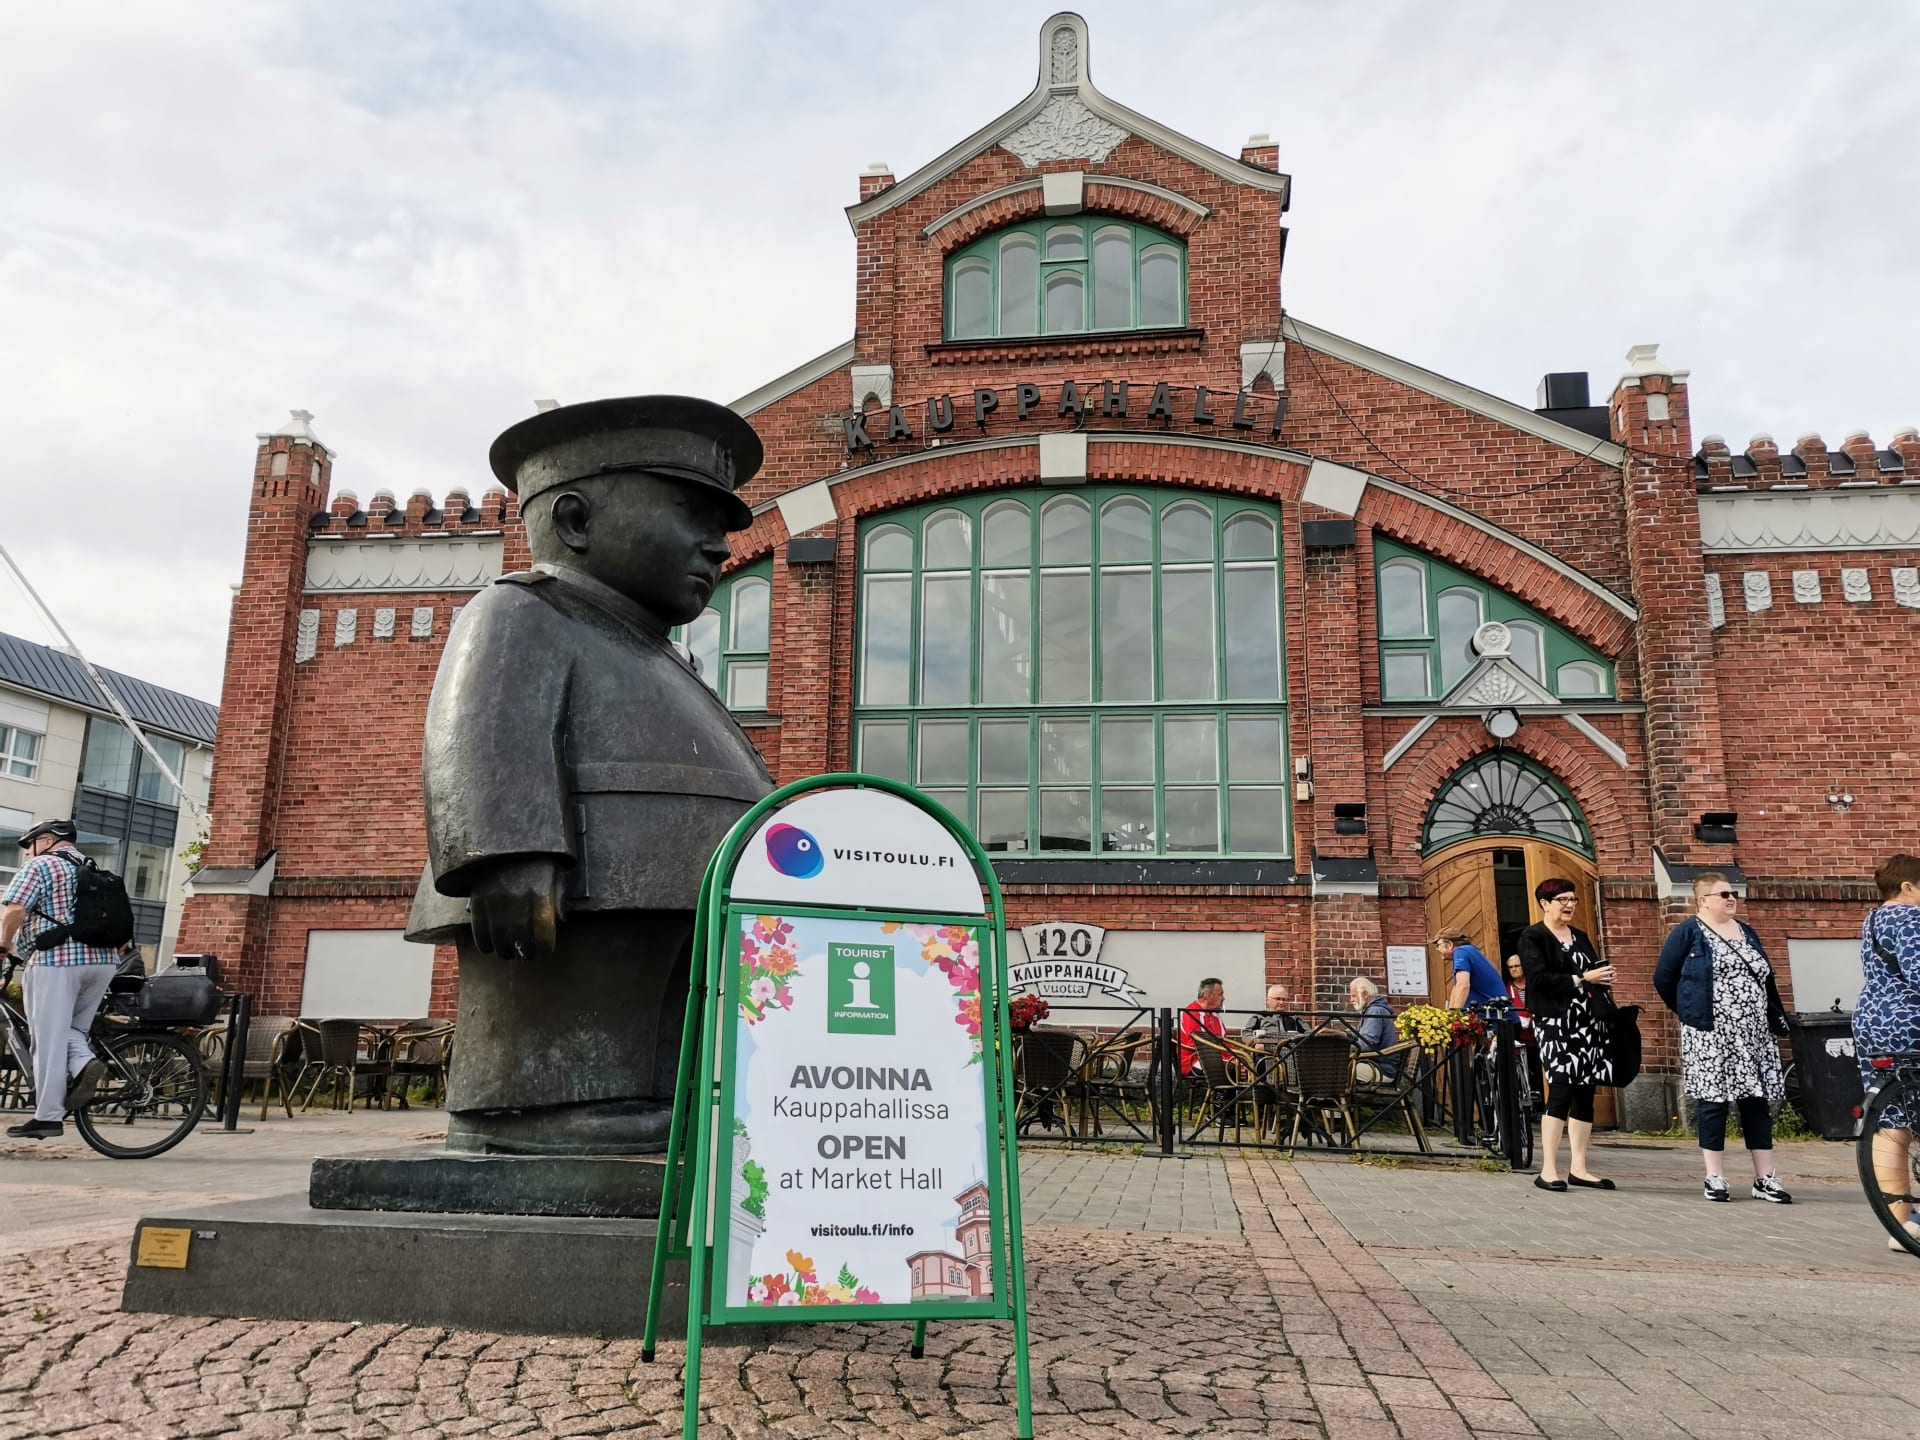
[643,775,1034,1438]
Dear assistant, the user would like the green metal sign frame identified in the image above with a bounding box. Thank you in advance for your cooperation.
[642,773,1034,1439]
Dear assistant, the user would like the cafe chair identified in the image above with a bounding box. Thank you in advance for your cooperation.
[388,1020,455,1109]
[1014,1027,1083,1138]
[1283,1034,1360,1155]
[294,1019,393,1112]
[1352,1038,1430,1154]
[1189,1033,1274,1144]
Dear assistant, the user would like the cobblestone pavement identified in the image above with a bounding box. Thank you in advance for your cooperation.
[1297,1136,1920,1438]
[0,1132,1541,1439]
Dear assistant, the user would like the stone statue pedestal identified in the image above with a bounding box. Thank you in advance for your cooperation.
[120,1152,774,1341]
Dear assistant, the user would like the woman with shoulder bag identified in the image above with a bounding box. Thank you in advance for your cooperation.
[1653,873,1793,1204]
[1518,878,1615,1192]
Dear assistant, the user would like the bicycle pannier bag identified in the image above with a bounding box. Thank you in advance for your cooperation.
[38,853,136,950]
[126,972,223,1027]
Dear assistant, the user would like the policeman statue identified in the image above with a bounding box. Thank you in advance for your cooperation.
[406,396,772,1155]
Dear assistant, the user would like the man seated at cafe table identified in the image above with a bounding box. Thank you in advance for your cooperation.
[1179,976,1227,1077]
[1242,982,1305,1042]
[1349,976,1402,1083]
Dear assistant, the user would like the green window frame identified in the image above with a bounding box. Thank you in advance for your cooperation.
[672,560,773,712]
[854,489,1289,858]
[1422,751,1592,856]
[1374,539,1615,702]
[944,217,1187,341]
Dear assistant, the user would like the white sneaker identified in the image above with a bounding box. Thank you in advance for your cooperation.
[1890,1219,1920,1252]
[1751,1173,1793,1204]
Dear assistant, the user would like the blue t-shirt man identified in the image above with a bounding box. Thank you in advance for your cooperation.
[1439,935,1506,1008]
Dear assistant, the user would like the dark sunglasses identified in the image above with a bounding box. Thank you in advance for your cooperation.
[1703,890,1738,901]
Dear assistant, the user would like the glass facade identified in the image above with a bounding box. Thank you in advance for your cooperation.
[855,489,1289,857]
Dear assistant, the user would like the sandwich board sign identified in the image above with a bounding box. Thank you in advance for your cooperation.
[643,774,1035,1439]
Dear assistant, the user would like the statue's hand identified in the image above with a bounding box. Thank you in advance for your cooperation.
[467,857,565,960]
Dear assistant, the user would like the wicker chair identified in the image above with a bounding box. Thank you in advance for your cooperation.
[1283,1033,1359,1154]
[1189,1033,1275,1143]
[1014,1027,1084,1137]
[1352,1038,1430,1154]
[388,1020,454,1108]
[198,1016,302,1119]
[294,1020,394,1111]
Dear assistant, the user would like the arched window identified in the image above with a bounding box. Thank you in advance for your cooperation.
[670,560,774,712]
[1422,752,1591,855]
[1374,540,1614,702]
[855,490,1287,858]
[943,218,1187,340]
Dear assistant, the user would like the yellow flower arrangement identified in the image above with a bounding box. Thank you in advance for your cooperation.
[1395,1003,1481,1051]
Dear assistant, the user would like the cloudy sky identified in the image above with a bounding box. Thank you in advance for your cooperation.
[2,1,1914,704]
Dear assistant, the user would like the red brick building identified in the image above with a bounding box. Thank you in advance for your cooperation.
[181,14,1919,1124]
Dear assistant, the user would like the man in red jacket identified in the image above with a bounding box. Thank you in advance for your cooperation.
[1179,977,1227,1076]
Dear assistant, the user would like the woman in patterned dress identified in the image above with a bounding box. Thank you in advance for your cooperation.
[1518,878,1615,1192]
[1653,873,1793,1204]
[1857,854,1920,1250]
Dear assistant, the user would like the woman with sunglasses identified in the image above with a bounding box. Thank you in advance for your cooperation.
[1518,878,1615,1191]
[1654,873,1792,1203]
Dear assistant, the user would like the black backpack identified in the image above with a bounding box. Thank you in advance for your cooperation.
[38,852,136,951]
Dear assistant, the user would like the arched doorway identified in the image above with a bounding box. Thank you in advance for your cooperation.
[1419,751,1597,1000]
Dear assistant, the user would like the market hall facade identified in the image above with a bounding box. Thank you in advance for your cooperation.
[180,14,1920,1123]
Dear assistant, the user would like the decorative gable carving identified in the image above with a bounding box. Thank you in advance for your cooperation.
[1001,95,1130,166]
[1439,655,1560,710]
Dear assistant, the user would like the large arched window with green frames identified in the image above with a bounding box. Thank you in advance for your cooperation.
[1422,751,1592,856]
[1375,538,1616,702]
[670,559,773,712]
[945,218,1186,341]
[855,490,1289,858]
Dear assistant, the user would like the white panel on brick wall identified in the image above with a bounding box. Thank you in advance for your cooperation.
[302,930,435,1019]
[1005,928,1264,1025]
[1785,937,1863,1014]
[1698,489,1920,553]
[304,537,504,593]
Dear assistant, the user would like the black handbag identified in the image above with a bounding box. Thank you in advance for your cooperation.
[1606,1004,1643,1088]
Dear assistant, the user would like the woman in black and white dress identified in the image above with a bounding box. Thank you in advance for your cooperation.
[1518,877,1615,1192]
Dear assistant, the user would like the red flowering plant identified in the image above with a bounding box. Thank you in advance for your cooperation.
[882,922,984,1064]
[1008,994,1051,1032]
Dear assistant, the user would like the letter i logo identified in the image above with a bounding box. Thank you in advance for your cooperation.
[827,944,896,1034]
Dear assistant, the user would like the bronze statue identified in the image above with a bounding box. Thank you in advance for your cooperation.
[406,396,772,1154]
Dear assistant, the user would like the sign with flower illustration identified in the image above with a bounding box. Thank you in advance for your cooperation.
[720,910,994,1311]
[644,775,1033,1440]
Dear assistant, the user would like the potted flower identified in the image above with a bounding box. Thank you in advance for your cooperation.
[1007,994,1050,1033]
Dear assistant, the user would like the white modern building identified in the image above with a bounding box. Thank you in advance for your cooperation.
[0,632,217,965]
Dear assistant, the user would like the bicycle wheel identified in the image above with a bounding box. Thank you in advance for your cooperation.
[1856,1073,1920,1258]
[1472,1054,1498,1148]
[72,1030,207,1160]
[1506,1040,1535,1171]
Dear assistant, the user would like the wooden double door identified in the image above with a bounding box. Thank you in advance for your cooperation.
[1421,838,1600,1002]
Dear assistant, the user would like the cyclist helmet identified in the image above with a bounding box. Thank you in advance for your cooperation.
[16,818,77,848]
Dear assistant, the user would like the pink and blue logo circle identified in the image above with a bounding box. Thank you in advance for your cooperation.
[765,822,824,879]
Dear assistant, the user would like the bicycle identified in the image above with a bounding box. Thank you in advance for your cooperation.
[1468,999,1534,1172]
[1857,1049,1920,1257]
[0,953,209,1159]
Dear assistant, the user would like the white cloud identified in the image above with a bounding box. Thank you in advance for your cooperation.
[1,0,1914,703]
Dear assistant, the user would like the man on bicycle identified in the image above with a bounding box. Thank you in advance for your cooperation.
[0,819,119,1139]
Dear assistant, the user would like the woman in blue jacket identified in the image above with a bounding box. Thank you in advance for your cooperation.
[1653,873,1792,1204]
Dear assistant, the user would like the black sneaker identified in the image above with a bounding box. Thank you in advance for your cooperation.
[65,1058,107,1112]
[6,1119,63,1140]
[1703,1176,1730,1202]
[1751,1174,1793,1204]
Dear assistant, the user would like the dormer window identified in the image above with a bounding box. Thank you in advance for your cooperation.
[945,218,1186,340]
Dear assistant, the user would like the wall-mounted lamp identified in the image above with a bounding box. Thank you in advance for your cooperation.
[1694,811,1738,845]
[1827,792,1855,814]
[1483,708,1521,741]
[1333,802,1368,836]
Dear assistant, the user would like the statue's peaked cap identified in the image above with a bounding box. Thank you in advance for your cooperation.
[488,395,761,531]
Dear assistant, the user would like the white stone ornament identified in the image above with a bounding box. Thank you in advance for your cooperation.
[1792,570,1822,604]
[1704,573,1726,629]
[295,609,320,663]
[1002,95,1129,166]
[411,606,435,638]
[1698,488,1920,552]
[1049,23,1077,83]
[1841,569,1871,603]
[1462,667,1526,706]
[1894,567,1920,608]
[1470,621,1512,658]
[334,609,358,648]
[1742,571,1772,612]
[304,536,504,593]
[373,608,396,640]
